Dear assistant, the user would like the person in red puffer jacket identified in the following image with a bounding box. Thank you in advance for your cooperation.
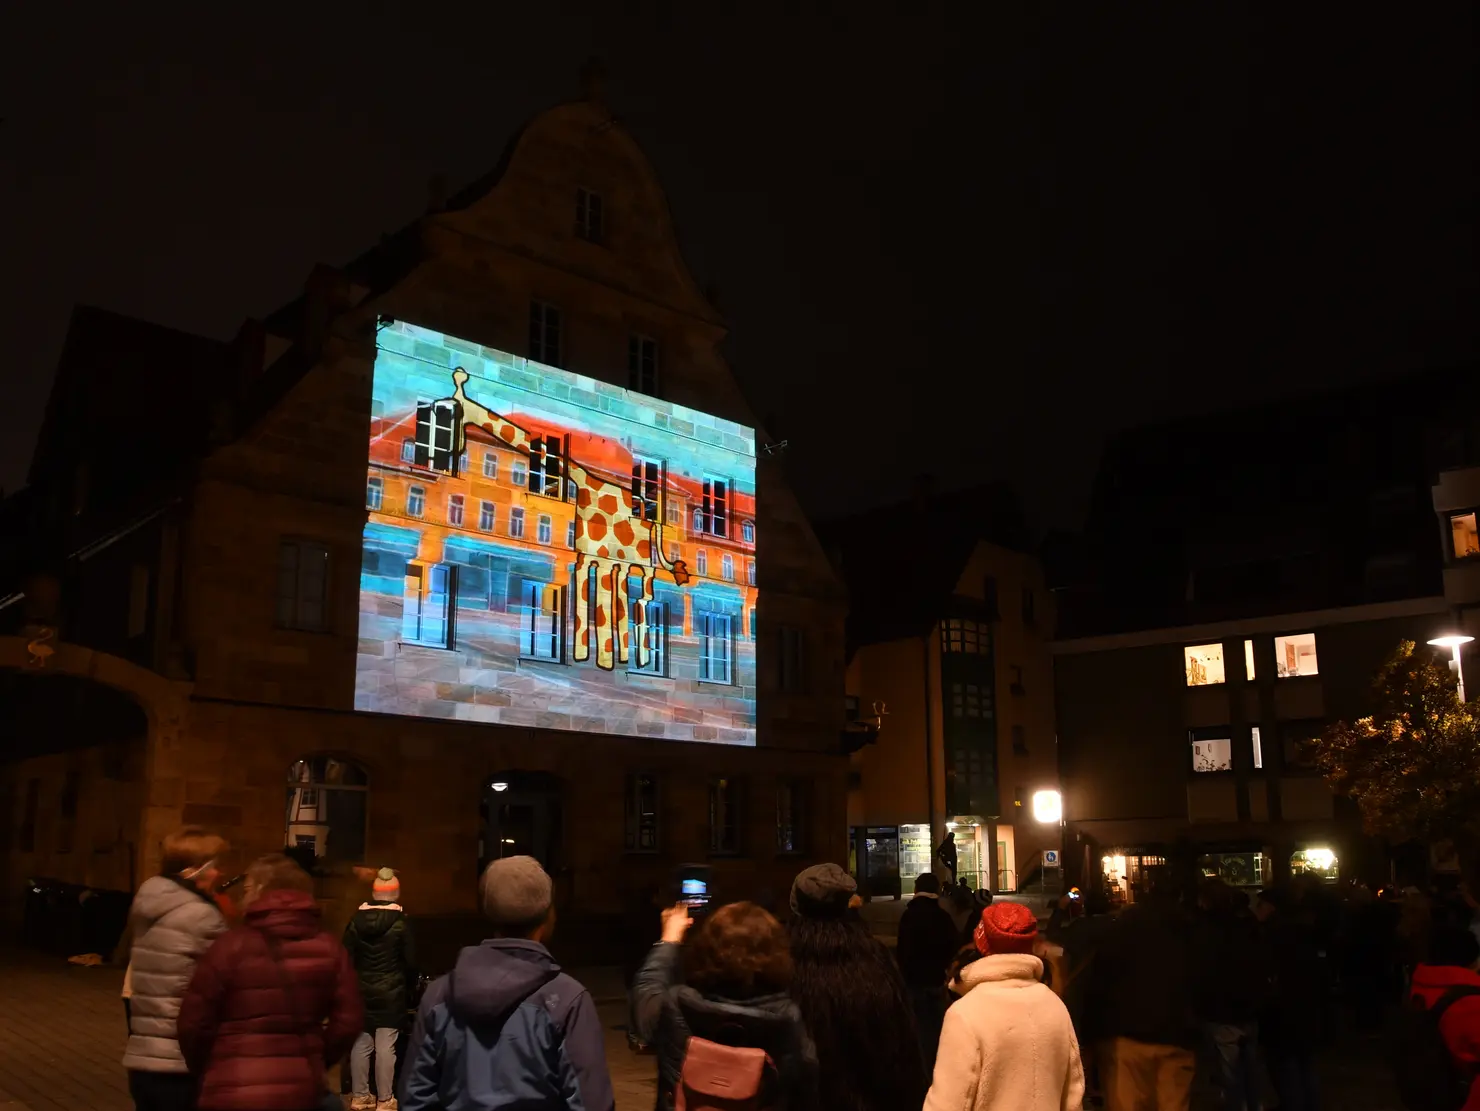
[1410,926,1480,1111]
[178,854,363,1111]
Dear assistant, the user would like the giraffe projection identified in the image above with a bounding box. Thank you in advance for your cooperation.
[441,367,692,671]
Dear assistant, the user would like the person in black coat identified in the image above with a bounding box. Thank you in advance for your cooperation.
[896,873,961,1075]
[343,867,417,1111]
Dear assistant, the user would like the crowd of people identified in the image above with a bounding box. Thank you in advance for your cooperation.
[115,824,1480,1111]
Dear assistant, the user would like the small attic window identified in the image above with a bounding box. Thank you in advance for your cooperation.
[575,188,603,243]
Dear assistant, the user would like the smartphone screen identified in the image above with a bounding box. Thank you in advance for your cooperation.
[681,878,709,907]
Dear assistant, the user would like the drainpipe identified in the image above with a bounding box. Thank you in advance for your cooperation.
[923,632,936,839]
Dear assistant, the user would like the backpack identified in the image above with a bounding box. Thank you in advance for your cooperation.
[1391,985,1480,1111]
[675,1035,780,1111]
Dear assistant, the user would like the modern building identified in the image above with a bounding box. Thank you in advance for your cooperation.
[829,485,1062,899]
[1051,367,1480,899]
[0,76,848,941]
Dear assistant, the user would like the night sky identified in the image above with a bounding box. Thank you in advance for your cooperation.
[3,5,1474,527]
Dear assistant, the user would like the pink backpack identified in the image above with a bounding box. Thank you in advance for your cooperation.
[675,1035,780,1111]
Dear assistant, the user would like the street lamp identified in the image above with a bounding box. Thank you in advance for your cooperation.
[1032,789,1063,824]
[1427,634,1474,703]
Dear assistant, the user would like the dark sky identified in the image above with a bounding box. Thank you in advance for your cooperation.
[3,5,1474,528]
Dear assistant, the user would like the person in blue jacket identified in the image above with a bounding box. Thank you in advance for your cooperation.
[398,856,614,1111]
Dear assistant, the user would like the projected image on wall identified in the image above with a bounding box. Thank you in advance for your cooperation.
[357,322,758,745]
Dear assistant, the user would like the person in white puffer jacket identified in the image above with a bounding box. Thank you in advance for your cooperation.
[121,827,229,1111]
[925,901,1085,1111]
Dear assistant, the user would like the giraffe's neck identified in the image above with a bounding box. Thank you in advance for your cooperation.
[453,381,538,455]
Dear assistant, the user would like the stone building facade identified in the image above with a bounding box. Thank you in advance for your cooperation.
[0,89,847,943]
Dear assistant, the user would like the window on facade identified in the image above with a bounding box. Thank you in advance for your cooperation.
[700,477,730,538]
[699,613,733,683]
[778,626,805,693]
[1282,723,1321,770]
[750,608,757,641]
[628,335,659,396]
[406,485,426,518]
[575,188,603,243]
[628,592,667,675]
[402,562,456,648]
[509,506,525,539]
[942,618,988,654]
[696,549,708,578]
[741,520,755,544]
[950,682,986,718]
[1022,587,1036,625]
[1452,512,1480,560]
[1190,732,1234,773]
[777,780,806,854]
[276,540,329,632]
[1251,726,1264,770]
[537,514,553,545]
[1244,640,1256,681]
[478,501,496,531]
[483,451,498,479]
[19,778,40,853]
[747,560,756,587]
[400,438,415,464]
[366,476,383,511]
[1274,633,1319,678]
[528,435,565,498]
[565,521,574,547]
[521,581,566,661]
[709,778,741,855]
[624,773,659,852]
[414,400,459,473]
[447,494,465,527]
[1184,643,1226,686]
[285,756,368,865]
[631,457,662,521]
[666,501,680,527]
[721,554,734,582]
[1011,724,1028,756]
[511,460,527,487]
[529,301,562,366]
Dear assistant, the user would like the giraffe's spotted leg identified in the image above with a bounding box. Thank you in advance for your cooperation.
[594,562,616,671]
[572,556,591,663]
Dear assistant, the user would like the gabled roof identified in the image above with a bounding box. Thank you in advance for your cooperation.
[818,482,1029,652]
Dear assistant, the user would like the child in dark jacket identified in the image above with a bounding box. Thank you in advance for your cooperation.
[178,854,363,1111]
[343,867,417,1111]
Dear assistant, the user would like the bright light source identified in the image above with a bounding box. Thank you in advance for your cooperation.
[491,781,509,793]
[1032,789,1063,824]
[501,837,515,844]
[1305,847,1336,871]
[1429,635,1476,649]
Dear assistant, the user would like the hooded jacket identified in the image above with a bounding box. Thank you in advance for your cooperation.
[896,894,961,989]
[343,901,417,1030]
[633,941,819,1111]
[399,938,614,1111]
[1410,963,1480,1111]
[177,889,363,1111]
[122,874,228,1073]
[925,954,1085,1111]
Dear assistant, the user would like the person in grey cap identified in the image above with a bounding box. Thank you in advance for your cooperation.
[398,856,614,1111]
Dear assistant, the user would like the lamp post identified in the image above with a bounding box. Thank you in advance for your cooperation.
[1427,634,1475,703]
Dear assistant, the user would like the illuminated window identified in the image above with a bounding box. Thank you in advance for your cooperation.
[624,773,660,853]
[628,335,659,396]
[1251,726,1263,770]
[700,477,730,538]
[406,486,425,518]
[520,581,566,662]
[402,562,456,648]
[721,554,734,582]
[1274,633,1319,678]
[478,501,495,531]
[631,457,662,520]
[537,514,553,545]
[1184,643,1225,686]
[511,460,527,487]
[709,778,741,854]
[747,560,756,587]
[483,452,498,479]
[699,613,733,684]
[950,682,986,718]
[400,438,415,463]
[941,618,989,654]
[509,506,525,539]
[696,549,708,577]
[285,756,368,866]
[447,494,465,527]
[459,451,468,475]
[528,435,564,498]
[742,520,755,544]
[666,501,680,526]
[566,520,575,547]
[1190,732,1233,773]
[778,626,805,693]
[1244,639,1256,681]
[277,540,329,632]
[528,301,562,366]
[366,477,383,510]
[575,188,603,243]
[1451,512,1480,560]
[628,596,667,676]
[414,400,459,473]
[693,507,704,532]
[777,780,806,854]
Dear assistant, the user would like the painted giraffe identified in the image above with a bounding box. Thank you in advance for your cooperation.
[441,367,691,671]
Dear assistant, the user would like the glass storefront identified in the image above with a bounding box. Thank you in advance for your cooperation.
[1291,846,1339,881]
[899,824,933,894]
[1199,852,1270,890]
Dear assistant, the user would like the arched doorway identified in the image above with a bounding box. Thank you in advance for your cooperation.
[479,771,564,879]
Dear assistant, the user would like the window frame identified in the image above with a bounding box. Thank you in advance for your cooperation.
[699,477,731,539]
[447,493,465,527]
[366,476,384,511]
[776,779,807,855]
[478,500,496,532]
[1450,510,1480,561]
[285,756,369,867]
[624,772,661,854]
[708,777,742,856]
[628,334,660,396]
[276,538,330,633]
[1184,642,1227,686]
[1188,727,1236,775]
[520,580,567,663]
[414,399,460,474]
[401,561,457,649]
[509,506,526,539]
[575,187,604,244]
[699,612,734,684]
[406,485,426,519]
[529,301,563,367]
[482,451,498,479]
[1273,633,1320,679]
[627,595,668,677]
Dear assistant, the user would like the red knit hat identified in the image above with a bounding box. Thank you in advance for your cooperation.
[973,901,1038,955]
